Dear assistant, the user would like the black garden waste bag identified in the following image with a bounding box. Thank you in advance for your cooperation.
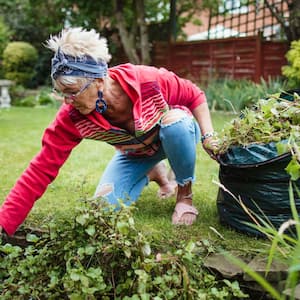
[216,142,300,237]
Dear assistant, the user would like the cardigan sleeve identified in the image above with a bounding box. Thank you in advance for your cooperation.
[0,106,82,235]
[157,67,207,111]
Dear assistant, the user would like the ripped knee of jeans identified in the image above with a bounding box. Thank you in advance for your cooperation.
[161,109,188,126]
[95,183,114,197]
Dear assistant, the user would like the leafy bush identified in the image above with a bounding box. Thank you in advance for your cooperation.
[36,88,57,107]
[282,40,300,88]
[2,41,38,87]
[9,85,39,107]
[14,95,37,107]
[205,77,287,112]
[9,86,57,107]
[0,18,11,78]
[0,19,11,58]
[0,199,248,299]
[9,84,27,105]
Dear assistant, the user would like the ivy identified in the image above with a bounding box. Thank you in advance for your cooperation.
[0,199,247,299]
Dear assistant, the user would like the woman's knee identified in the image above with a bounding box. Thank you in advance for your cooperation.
[161,109,188,126]
[95,183,114,197]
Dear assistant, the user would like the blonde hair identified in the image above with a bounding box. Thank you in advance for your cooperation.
[53,77,91,92]
[46,27,111,88]
[46,27,111,63]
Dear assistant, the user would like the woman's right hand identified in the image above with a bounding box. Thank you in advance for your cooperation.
[202,136,220,160]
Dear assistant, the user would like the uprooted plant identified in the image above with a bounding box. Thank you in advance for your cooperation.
[217,91,300,180]
[0,198,248,299]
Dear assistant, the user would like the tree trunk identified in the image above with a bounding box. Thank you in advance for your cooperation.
[288,0,300,42]
[135,0,151,64]
[114,0,140,64]
[169,0,177,42]
[265,0,300,42]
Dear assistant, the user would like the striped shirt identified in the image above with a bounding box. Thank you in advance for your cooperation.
[0,63,207,235]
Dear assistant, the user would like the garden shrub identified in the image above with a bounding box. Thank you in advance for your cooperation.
[205,77,287,112]
[9,84,27,105]
[0,19,11,57]
[2,41,38,87]
[36,88,57,107]
[282,40,300,89]
[9,86,57,107]
[9,85,41,107]
[0,199,248,299]
[14,95,37,107]
[0,18,11,78]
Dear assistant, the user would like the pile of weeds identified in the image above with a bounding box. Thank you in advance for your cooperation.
[0,198,248,299]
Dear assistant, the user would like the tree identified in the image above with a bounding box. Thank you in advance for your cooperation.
[265,0,300,42]
[169,0,220,41]
[0,0,219,76]
[113,0,140,64]
[0,0,68,84]
[287,0,300,41]
[69,0,211,64]
[136,0,151,64]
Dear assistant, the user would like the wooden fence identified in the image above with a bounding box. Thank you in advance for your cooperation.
[152,35,289,83]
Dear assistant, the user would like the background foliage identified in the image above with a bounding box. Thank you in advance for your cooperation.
[282,39,300,89]
[0,18,11,78]
[0,0,220,85]
[204,77,287,112]
[2,42,38,87]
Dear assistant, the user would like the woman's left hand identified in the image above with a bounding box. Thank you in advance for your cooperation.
[202,137,220,160]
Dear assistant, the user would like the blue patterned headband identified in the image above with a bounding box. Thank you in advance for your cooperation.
[51,48,108,80]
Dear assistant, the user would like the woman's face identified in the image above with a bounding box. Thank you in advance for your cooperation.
[59,79,102,115]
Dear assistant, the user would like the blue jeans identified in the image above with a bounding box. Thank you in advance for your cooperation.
[94,110,200,206]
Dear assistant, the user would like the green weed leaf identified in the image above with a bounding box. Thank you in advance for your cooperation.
[286,159,300,181]
[76,213,90,225]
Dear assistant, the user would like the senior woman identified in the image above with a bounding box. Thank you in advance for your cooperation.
[0,27,218,236]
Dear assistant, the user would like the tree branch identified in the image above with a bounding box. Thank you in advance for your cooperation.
[264,0,287,27]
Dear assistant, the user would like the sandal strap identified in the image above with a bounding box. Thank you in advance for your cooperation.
[183,193,193,200]
[173,202,198,219]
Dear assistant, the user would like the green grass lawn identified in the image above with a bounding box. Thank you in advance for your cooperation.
[0,107,267,253]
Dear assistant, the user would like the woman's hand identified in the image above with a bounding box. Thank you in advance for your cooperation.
[202,136,220,160]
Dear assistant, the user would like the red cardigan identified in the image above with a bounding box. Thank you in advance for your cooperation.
[0,63,206,235]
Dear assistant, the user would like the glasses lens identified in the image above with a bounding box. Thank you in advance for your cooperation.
[53,88,74,99]
[78,80,94,96]
[52,80,94,99]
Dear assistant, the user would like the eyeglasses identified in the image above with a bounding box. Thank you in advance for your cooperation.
[52,80,95,102]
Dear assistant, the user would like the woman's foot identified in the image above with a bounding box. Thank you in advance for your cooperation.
[148,161,177,199]
[172,181,198,225]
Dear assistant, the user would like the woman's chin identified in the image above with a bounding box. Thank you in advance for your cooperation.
[76,107,94,115]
